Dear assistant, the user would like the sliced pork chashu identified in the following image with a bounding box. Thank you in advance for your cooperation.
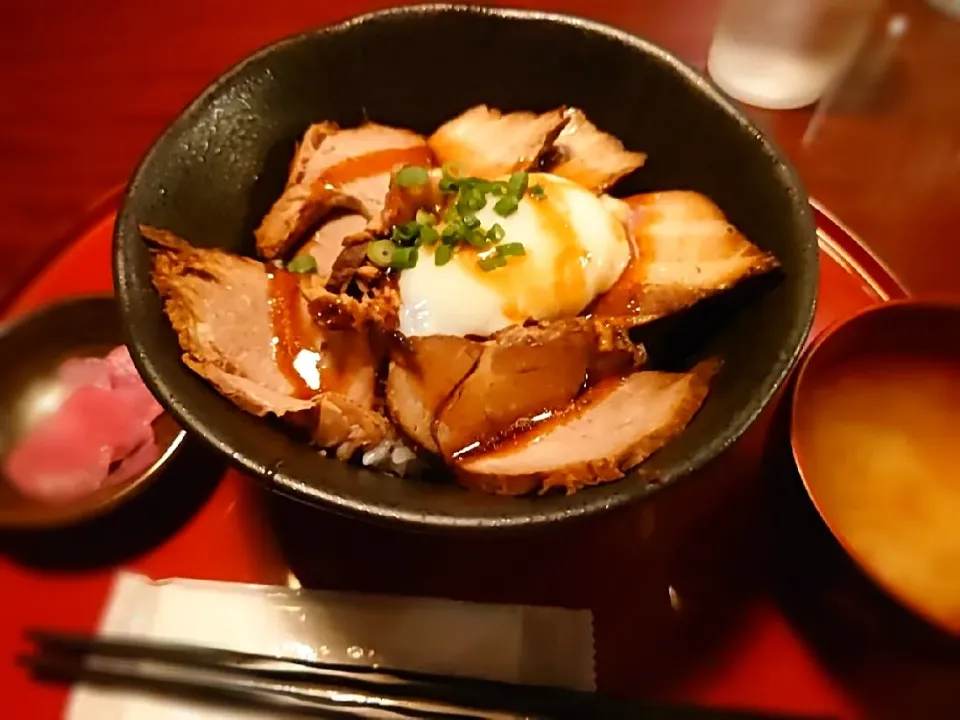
[433,321,644,459]
[144,225,392,457]
[428,105,568,178]
[386,319,645,459]
[385,336,485,454]
[457,359,720,496]
[591,191,780,325]
[294,212,369,285]
[546,108,647,192]
[144,225,318,417]
[255,122,432,259]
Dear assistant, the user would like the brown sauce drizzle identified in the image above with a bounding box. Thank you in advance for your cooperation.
[319,146,434,187]
[453,375,626,461]
[537,184,588,313]
[589,194,657,317]
[456,177,587,323]
[267,269,321,399]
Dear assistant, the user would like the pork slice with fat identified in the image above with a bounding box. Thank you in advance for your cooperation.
[545,108,647,192]
[144,226,317,417]
[256,123,431,260]
[146,226,392,459]
[433,320,645,460]
[591,192,780,325]
[295,212,369,285]
[428,105,568,179]
[457,359,719,496]
[385,336,484,454]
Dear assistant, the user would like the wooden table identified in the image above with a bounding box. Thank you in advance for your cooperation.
[1,1,959,718]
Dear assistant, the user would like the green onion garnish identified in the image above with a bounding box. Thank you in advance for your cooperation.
[416,209,437,226]
[506,171,529,197]
[442,223,465,245]
[418,225,439,246]
[381,170,539,272]
[392,221,421,245]
[286,254,318,273]
[391,246,419,269]
[366,239,396,267]
[486,223,506,243]
[494,195,520,217]
[466,228,488,248]
[394,165,429,188]
[496,242,525,257]
[478,254,507,271]
[434,244,453,266]
[458,191,486,214]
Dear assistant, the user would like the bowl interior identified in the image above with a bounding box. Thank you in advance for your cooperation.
[0,296,184,529]
[115,5,817,530]
[792,300,960,634]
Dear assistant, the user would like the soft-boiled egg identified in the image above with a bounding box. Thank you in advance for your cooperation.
[398,173,631,337]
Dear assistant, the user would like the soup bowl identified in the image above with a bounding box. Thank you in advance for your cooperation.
[791,299,960,636]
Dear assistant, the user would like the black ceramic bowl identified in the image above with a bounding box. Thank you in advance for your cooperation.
[115,5,817,531]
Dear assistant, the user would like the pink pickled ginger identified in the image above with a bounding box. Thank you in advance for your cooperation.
[4,346,164,504]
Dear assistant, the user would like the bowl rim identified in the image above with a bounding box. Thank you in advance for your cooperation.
[0,294,188,530]
[790,296,960,635]
[114,4,818,530]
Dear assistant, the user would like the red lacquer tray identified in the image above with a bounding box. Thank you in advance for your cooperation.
[2,197,946,720]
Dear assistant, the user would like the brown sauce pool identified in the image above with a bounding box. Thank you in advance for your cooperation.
[794,348,960,633]
[267,269,321,399]
[319,146,434,186]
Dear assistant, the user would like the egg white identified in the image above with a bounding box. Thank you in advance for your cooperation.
[398,173,631,337]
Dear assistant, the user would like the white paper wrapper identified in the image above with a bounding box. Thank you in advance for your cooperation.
[66,572,595,719]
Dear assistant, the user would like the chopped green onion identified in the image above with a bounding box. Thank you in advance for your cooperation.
[395,165,429,188]
[442,222,465,245]
[496,242,526,257]
[489,181,508,196]
[392,221,421,245]
[418,225,439,246]
[466,228,488,248]
[438,175,458,193]
[529,184,545,199]
[434,244,453,266]
[462,213,481,229]
[366,239,396,267]
[478,254,507,271]
[442,204,460,223]
[506,171,529,197]
[416,209,437,226]
[494,195,520,217]
[486,223,506,242]
[458,191,486,214]
[286,254,318,273]
[391,245,419,270]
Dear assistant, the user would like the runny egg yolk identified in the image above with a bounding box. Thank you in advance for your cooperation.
[398,173,631,337]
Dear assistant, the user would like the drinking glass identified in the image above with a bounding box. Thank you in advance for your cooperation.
[707,0,881,110]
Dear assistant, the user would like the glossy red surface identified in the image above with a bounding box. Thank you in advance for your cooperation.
[1,199,933,719]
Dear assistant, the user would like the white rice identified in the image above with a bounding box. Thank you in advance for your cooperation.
[361,438,423,477]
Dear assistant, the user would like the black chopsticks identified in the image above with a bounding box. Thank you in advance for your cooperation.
[20,629,835,719]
